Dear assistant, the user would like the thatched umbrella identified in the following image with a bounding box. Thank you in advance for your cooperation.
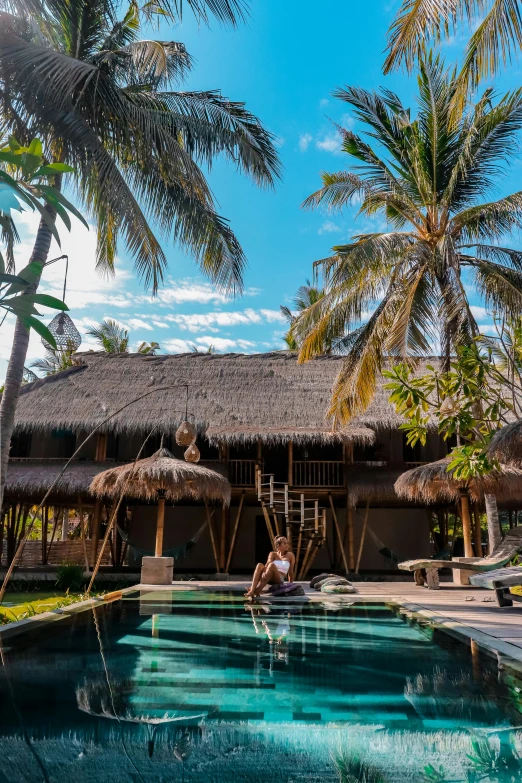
[394,458,522,557]
[488,421,522,466]
[90,447,231,557]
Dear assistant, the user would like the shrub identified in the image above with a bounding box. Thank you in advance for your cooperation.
[55,562,85,592]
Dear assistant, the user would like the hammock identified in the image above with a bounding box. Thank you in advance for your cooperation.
[366,524,451,564]
[116,518,208,560]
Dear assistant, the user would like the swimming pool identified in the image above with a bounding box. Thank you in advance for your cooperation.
[1,590,522,782]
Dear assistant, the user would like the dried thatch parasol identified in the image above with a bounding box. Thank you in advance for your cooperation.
[395,458,522,557]
[90,447,230,557]
[488,421,522,466]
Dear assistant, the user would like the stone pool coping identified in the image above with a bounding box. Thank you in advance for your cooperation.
[3,580,522,676]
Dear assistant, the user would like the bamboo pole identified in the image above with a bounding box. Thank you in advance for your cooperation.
[346,494,355,571]
[155,493,166,557]
[225,492,245,573]
[288,440,293,486]
[329,494,349,574]
[300,542,321,580]
[473,503,483,558]
[261,501,275,548]
[78,495,90,572]
[205,504,220,573]
[299,538,314,580]
[90,500,102,565]
[459,490,474,558]
[46,507,61,563]
[41,506,48,565]
[355,499,370,575]
[220,503,227,570]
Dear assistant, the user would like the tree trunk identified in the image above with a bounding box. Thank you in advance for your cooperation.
[485,493,502,554]
[0,215,56,511]
[459,490,474,558]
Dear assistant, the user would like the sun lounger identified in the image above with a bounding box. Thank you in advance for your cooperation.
[469,566,522,607]
[399,527,522,589]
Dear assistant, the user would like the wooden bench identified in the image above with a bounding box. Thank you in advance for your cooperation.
[469,566,522,607]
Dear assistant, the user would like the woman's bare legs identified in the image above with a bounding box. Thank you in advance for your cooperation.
[246,562,281,599]
[245,563,266,597]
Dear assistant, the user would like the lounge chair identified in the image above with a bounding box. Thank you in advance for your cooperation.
[399,527,522,589]
[469,567,522,607]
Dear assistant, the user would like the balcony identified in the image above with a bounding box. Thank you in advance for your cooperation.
[228,459,258,487]
[292,460,344,488]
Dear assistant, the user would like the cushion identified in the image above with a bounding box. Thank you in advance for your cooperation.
[310,573,334,589]
[268,582,304,597]
[321,584,356,594]
[316,576,352,590]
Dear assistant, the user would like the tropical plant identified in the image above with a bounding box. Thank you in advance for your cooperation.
[385,0,522,116]
[294,55,522,425]
[0,136,84,344]
[190,343,216,353]
[30,341,77,375]
[0,0,279,509]
[137,340,160,355]
[280,279,325,350]
[86,318,129,353]
[384,342,515,551]
[334,752,387,783]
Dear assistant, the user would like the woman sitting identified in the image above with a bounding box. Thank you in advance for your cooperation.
[245,535,295,599]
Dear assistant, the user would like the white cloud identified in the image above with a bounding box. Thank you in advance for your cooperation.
[126,318,153,331]
[316,133,343,154]
[478,323,497,336]
[340,113,354,130]
[318,220,341,235]
[162,338,194,353]
[319,98,329,108]
[470,305,490,322]
[164,308,284,333]
[196,336,256,351]
[298,133,313,152]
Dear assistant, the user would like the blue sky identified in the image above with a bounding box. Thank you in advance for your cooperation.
[2,0,522,378]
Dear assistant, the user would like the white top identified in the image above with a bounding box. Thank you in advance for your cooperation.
[273,559,290,575]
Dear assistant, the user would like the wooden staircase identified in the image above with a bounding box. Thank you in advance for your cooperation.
[256,469,326,580]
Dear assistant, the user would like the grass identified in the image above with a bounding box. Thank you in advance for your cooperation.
[0,591,87,624]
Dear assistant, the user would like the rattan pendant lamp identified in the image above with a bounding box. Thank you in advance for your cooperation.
[42,255,82,351]
[175,384,200,463]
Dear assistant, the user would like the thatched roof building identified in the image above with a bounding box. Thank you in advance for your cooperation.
[488,420,522,466]
[11,351,453,442]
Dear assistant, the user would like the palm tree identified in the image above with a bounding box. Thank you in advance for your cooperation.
[384,0,522,113]
[280,279,325,350]
[87,319,129,353]
[0,0,279,507]
[294,56,522,425]
[137,340,160,355]
[30,343,77,375]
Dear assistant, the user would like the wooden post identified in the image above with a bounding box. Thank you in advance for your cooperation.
[95,433,107,462]
[347,503,355,571]
[459,490,474,558]
[78,496,90,572]
[288,440,293,486]
[41,506,48,565]
[225,493,245,573]
[205,504,221,572]
[261,502,275,548]
[329,494,349,574]
[355,499,370,575]
[61,507,69,541]
[90,500,102,565]
[155,493,166,557]
[220,503,227,571]
[473,504,483,558]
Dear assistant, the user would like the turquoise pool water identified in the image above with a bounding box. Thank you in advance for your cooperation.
[1,590,522,782]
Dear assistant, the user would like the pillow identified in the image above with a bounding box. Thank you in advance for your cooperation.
[317,576,352,589]
[268,582,304,597]
[310,573,334,589]
[321,584,356,594]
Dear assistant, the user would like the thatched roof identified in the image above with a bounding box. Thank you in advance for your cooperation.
[90,448,231,505]
[394,458,522,504]
[488,421,522,466]
[346,467,405,507]
[3,459,227,502]
[11,352,453,442]
[3,460,126,502]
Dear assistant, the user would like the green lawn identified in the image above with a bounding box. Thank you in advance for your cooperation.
[0,592,84,623]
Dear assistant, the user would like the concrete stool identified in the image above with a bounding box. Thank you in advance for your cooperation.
[141,556,174,585]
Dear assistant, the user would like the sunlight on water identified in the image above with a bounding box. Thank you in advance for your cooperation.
[1,591,522,782]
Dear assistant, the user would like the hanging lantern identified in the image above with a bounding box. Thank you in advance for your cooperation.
[175,421,196,447]
[42,311,82,351]
[184,443,200,463]
[41,256,82,352]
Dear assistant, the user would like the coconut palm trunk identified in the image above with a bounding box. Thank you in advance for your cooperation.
[0,213,55,510]
[485,493,502,554]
